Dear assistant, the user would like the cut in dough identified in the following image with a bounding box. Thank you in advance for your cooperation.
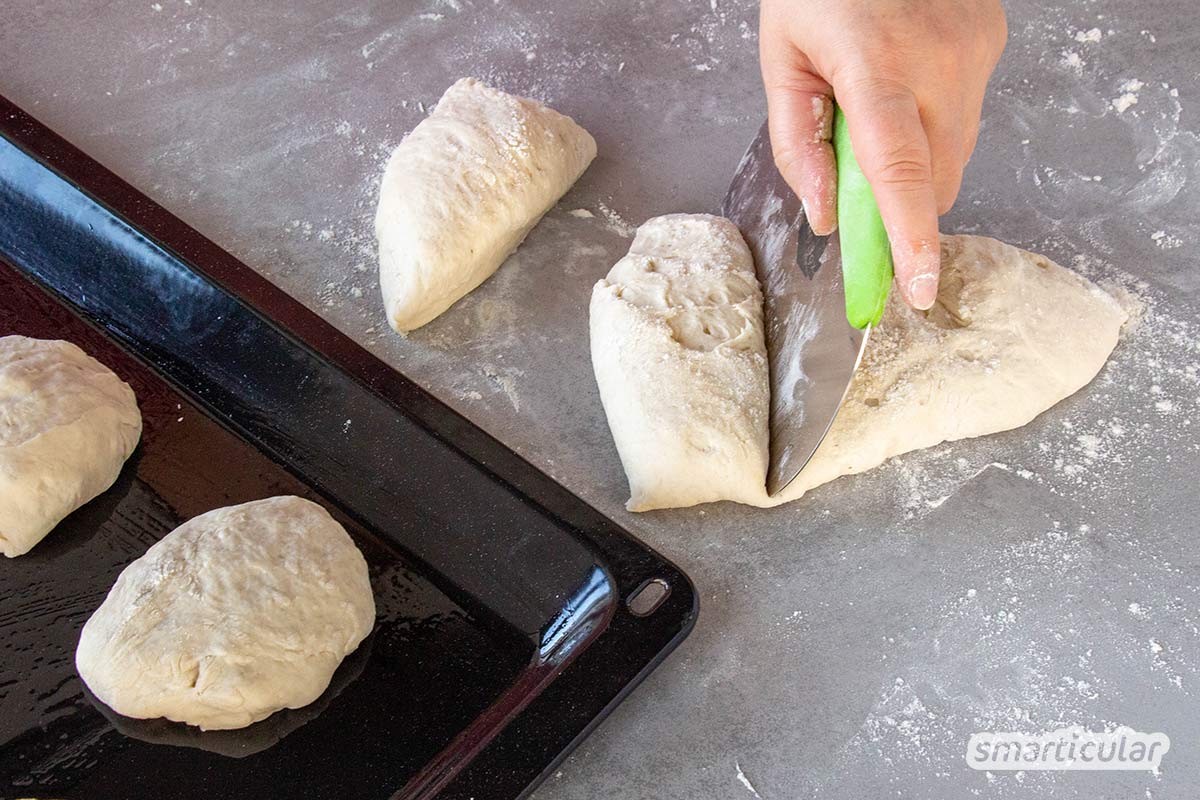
[590,214,770,510]
[0,335,142,557]
[376,77,597,332]
[590,224,1128,511]
[76,496,375,730]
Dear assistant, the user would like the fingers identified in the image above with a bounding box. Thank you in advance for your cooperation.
[836,80,942,310]
[961,80,990,162]
[923,104,966,215]
[759,20,838,235]
[764,86,838,235]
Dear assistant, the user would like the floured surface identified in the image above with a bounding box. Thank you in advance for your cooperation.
[4,0,1199,798]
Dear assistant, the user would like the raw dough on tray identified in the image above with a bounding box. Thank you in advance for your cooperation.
[590,218,1128,511]
[76,496,375,730]
[376,78,596,332]
[0,335,142,557]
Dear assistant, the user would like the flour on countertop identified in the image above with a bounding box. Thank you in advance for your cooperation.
[734,761,764,799]
[1150,230,1182,249]
[1111,79,1146,113]
[1059,50,1085,74]
[55,1,1198,792]
[800,259,1197,793]
[596,201,637,238]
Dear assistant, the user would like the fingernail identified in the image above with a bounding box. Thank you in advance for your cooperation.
[907,272,939,310]
[803,194,836,237]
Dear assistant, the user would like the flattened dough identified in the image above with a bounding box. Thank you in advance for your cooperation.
[0,335,142,556]
[376,77,597,332]
[76,496,375,730]
[590,226,1128,511]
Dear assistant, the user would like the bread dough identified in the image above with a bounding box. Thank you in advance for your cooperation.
[590,214,770,510]
[0,335,142,557]
[770,234,1128,504]
[376,77,597,332]
[76,496,375,730]
[590,226,1128,511]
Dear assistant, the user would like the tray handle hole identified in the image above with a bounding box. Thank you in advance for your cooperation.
[626,578,670,617]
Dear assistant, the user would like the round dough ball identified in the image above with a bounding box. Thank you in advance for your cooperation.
[76,496,375,730]
[0,335,142,557]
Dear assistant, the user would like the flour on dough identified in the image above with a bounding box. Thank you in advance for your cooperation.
[76,496,375,730]
[376,78,597,332]
[590,230,1128,510]
[590,214,770,511]
[0,335,142,557]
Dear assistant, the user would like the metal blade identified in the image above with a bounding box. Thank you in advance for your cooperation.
[721,120,870,497]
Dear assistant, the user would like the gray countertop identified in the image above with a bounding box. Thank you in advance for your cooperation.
[4,1,1199,797]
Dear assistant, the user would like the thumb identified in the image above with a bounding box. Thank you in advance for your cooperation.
[835,81,941,310]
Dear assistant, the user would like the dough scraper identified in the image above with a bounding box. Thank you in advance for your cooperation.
[721,107,894,496]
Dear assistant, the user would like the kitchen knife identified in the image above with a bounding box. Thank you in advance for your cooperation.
[722,109,890,496]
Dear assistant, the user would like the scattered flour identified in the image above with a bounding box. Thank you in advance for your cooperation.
[1060,50,1085,74]
[734,761,764,799]
[1112,92,1139,113]
[1150,230,1183,249]
[480,364,522,412]
[1111,79,1146,113]
[596,201,637,238]
[114,5,1198,791]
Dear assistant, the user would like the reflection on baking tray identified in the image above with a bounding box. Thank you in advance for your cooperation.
[538,565,613,664]
[82,634,374,759]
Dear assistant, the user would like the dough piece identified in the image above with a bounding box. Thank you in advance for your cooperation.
[589,214,770,511]
[376,77,597,332]
[0,335,142,557]
[76,496,375,730]
[771,234,1128,504]
[590,231,1128,510]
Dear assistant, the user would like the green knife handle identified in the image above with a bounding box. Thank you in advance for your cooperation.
[833,104,893,328]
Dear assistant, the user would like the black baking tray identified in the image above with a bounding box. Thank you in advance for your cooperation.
[0,95,696,800]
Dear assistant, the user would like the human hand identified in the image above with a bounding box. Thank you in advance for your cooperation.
[759,0,1007,309]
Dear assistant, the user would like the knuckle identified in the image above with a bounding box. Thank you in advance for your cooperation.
[873,149,930,188]
[772,145,803,175]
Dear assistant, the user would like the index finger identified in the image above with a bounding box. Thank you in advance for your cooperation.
[834,80,941,310]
